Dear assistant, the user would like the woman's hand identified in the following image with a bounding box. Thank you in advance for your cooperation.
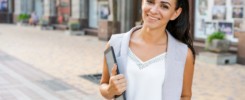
[107,64,127,96]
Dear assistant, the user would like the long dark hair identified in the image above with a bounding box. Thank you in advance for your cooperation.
[166,0,196,61]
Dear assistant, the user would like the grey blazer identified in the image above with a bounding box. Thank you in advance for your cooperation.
[109,26,188,100]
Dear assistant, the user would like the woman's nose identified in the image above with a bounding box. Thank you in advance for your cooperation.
[150,5,159,14]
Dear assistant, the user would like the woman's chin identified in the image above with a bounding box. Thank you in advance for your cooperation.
[143,23,160,29]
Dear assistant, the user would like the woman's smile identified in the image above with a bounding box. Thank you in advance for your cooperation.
[146,14,160,22]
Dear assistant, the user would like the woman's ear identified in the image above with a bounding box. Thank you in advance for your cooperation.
[170,8,182,20]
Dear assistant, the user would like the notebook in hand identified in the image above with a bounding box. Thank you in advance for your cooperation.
[104,46,125,100]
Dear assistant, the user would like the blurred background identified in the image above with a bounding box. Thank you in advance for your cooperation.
[0,0,245,100]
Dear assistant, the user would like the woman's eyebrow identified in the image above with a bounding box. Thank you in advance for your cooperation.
[160,1,171,6]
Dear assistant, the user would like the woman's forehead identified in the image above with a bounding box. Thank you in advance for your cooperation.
[146,0,170,1]
[145,0,176,4]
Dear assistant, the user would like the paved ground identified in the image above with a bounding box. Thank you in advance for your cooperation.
[0,24,245,100]
[0,51,99,100]
[0,24,105,100]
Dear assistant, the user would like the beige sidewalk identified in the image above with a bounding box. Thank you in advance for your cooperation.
[0,51,100,100]
[0,24,244,100]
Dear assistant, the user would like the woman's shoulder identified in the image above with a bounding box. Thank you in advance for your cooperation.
[168,34,188,49]
[109,33,125,42]
[109,26,142,46]
[167,32,189,61]
[110,33,125,39]
[108,33,126,48]
[176,40,188,48]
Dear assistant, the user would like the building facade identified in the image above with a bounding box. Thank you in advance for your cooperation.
[193,0,245,64]
[0,0,14,23]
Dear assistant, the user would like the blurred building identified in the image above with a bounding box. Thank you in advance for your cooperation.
[193,0,245,64]
[0,0,244,64]
[0,0,14,23]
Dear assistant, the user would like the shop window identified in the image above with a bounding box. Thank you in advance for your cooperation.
[98,1,109,20]
[0,0,8,12]
[194,0,245,43]
[60,2,68,7]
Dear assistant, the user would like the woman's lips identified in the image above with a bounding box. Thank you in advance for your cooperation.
[147,14,160,21]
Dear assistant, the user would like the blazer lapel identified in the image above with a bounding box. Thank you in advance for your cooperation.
[117,26,144,75]
[117,29,133,75]
[165,30,177,78]
[163,31,187,100]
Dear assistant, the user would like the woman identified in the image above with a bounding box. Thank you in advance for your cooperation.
[100,0,195,100]
[29,12,39,26]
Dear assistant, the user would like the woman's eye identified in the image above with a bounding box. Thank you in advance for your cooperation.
[161,5,169,9]
[146,0,154,4]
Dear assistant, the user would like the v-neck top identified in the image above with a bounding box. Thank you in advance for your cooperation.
[126,48,166,100]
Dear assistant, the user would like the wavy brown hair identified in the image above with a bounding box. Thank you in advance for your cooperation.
[166,0,196,61]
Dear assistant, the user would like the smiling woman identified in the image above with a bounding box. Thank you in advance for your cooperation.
[99,0,195,100]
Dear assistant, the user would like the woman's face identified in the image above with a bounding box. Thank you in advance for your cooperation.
[142,0,182,29]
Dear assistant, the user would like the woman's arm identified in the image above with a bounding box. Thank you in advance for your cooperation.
[99,43,127,99]
[99,55,114,99]
[181,48,195,100]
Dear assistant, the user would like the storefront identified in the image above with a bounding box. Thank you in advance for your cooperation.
[43,0,56,24]
[194,0,245,64]
[21,0,34,14]
[0,0,14,23]
[0,0,8,12]
[34,0,44,20]
[13,0,34,23]
[89,0,98,28]
[57,0,71,24]
[194,0,245,43]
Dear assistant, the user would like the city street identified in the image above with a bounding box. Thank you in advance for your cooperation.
[0,24,245,100]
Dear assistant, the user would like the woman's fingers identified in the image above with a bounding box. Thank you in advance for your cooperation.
[108,64,127,96]
[116,77,126,84]
[115,74,124,80]
[111,64,118,76]
[111,75,126,85]
[116,85,127,95]
[109,73,127,95]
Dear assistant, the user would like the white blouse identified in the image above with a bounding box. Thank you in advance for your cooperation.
[126,48,166,100]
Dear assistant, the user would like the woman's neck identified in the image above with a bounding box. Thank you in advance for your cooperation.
[138,25,167,45]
